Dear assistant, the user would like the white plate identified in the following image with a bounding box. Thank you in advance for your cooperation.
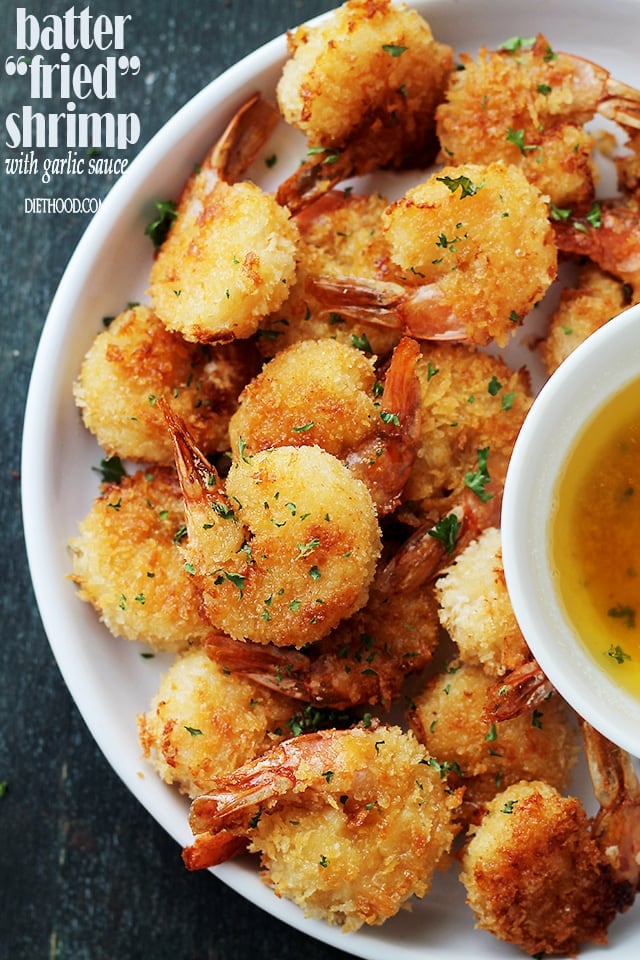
[22,0,640,957]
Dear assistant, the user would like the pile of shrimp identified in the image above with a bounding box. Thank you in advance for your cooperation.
[68,0,640,953]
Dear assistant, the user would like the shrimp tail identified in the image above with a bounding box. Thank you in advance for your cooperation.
[346,337,422,515]
[306,274,467,341]
[204,632,312,701]
[582,719,640,896]
[211,92,281,185]
[183,731,349,870]
[159,397,226,509]
[482,658,554,722]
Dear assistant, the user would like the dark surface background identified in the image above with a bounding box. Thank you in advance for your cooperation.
[0,2,360,957]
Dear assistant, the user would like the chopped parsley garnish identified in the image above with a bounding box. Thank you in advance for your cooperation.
[428,513,461,554]
[549,201,572,222]
[382,43,408,57]
[464,447,493,502]
[436,174,484,198]
[607,644,632,664]
[497,36,536,52]
[145,199,177,248]
[92,456,127,484]
[506,127,538,155]
[184,726,203,737]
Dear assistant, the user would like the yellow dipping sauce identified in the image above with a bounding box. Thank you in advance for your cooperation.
[551,377,640,698]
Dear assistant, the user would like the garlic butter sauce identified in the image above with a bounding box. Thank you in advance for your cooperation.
[551,376,640,699]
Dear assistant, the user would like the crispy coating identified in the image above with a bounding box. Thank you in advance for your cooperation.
[228,338,378,460]
[137,646,294,797]
[276,0,452,156]
[460,780,622,955]
[435,527,529,677]
[436,36,600,207]
[382,163,557,346]
[179,444,382,647]
[185,725,460,931]
[74,304,259,462]
[229,335,422,517]
[409,662,578,807]
[404,343,532,506]
[69,468,209,650]
[149,176,299,343]
[258,190,400,358]
[540,262,629,375]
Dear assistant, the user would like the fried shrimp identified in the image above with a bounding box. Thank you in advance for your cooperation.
[540,262,631,375]
[461,722,640,957]
[149,170,299,343]
[436,34,640,207]
[308,163,557,346]
[183,724,460,931]
[257,190,401,359]
[204,532,442,710]
[73,304,259,463]
[229,336,421,515]
[403,343,532,511]
[69,467,209,650]
[137,646,294,797]
[435,527,529,677]
[408,661,578,810]
[163,404,382,648]
[275,0,452,212]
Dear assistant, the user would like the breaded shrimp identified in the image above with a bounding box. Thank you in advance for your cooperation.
[69,467,209,650]
[435,527,529,677]
[257,190,401,359]
[540,262,631,375]
[163,404,382,648]
[404,343,533,511]
[137,646,294,797]
[308,163,557,346]
[73,304,259,463]
[460,721,640,960]
[436,34,640,208]
[229,337,380,461]
[149,169,299,343]
[183,724,460,931]
[204,533,442,710]
[408,662,578,810]
[229,336,422,515]
[275,0,452,211]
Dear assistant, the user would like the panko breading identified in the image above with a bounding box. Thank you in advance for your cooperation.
[436,35,601,208]
[404,344,532,507]
[184,725,460,931]
[460,780,623,955]
[229,335,422,516]
[275,0,452,209]
[540,262,630,375]
[137,646,294,797]
[74,304,259,463]
[409,662,578,806]
[69,468,209,650]
[228,337,379,460]
[381,162,558,346]
[258,191,400,358]
[149,177,299,343]
[435,527,529,677]
[168,428,382,648]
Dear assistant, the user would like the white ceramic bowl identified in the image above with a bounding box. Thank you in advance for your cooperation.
[502,303,640,757]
